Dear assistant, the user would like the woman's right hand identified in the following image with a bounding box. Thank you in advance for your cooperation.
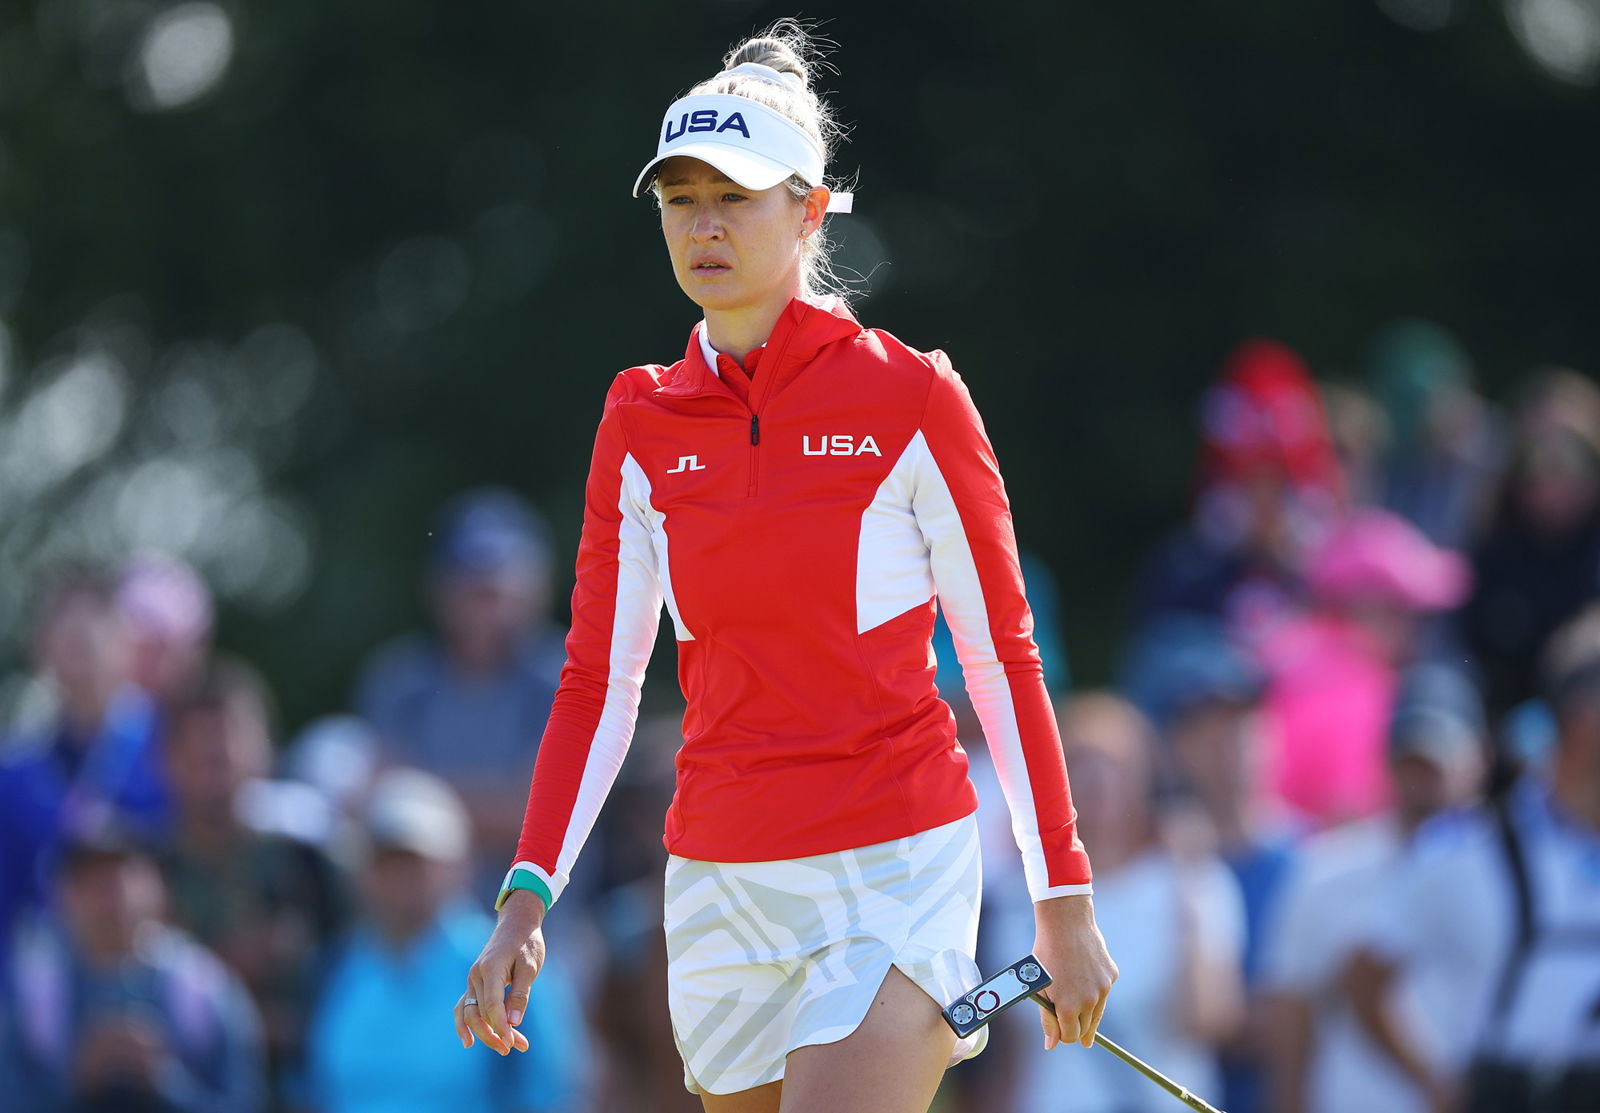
[455,888,546,1055]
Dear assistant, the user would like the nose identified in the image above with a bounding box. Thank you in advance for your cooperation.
[689,209,723,242]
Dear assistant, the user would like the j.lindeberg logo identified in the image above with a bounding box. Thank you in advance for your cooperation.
[803,435,882,457]
[666,455,707,474]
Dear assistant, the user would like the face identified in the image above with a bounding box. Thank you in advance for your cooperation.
[129,627,208,702]
[33,589,133,700]
[165,702,271,814]
[432,565,541,659]
[1345,599,1421,665]
[1170,701,1265,817]
[1391,741,1484,827]
[60,854,165,958]
[1065,742,1151,849]
[656,156,825,313]
[362,848,457,938]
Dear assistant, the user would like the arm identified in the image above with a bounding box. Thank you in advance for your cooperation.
[1173,859,1246,1045]
[458,375,664,1054]
[910,356,1114,1046]
[501,375,664,913]
[1256,857,1322,1113]
[1264,992,1314,1113]
[1346,948,1452,1108]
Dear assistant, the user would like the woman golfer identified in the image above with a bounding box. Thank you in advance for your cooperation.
[455,23,1117,1112]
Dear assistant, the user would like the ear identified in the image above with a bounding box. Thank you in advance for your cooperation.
[800,186,829,237]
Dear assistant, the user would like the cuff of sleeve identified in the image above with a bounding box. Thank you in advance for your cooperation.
[1031,882,1094,902]
[495,866,553,913]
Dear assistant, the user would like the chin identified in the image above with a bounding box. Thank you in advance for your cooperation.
[680,283,750,313]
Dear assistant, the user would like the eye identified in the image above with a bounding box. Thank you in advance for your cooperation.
[664,194,692,206]
[721,192,747,203]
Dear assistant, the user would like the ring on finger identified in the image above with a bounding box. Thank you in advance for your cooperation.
[464,997,479,1007]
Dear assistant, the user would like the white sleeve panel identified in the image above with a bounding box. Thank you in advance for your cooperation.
[542,451,664,904]
[909,432,1088,900]
[857,435,936,634]
[622,453,692,642]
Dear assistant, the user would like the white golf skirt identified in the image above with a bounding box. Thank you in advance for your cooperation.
[663,812,987,1095]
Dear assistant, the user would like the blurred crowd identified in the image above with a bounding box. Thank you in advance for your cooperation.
[2,319,1598,1113]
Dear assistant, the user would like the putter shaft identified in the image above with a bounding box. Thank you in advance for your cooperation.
[1029,993,1228,1113]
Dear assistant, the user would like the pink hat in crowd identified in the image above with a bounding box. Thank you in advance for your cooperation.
[116,552,214,644]
[1308,509,1471,612]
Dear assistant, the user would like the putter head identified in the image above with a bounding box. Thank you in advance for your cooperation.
[940,954,1052,1039]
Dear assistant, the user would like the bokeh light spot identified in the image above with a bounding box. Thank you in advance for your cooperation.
[132,2,235,111]
[1507,0,1600,84]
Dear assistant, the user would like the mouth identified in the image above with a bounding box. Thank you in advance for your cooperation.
[690,259,731,276]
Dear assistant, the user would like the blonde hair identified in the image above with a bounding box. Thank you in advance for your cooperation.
[664,20,849,300]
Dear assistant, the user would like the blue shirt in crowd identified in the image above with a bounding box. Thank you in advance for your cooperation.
[1,920,266,1113]
[304,904,587,1113]
[0,688,170,939]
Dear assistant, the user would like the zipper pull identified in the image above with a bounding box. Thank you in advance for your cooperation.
[750,415,760,446]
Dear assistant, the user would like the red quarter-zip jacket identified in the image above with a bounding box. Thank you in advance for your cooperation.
[509,297,1091,906]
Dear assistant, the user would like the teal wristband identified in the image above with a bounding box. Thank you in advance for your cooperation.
[496,868,552,913]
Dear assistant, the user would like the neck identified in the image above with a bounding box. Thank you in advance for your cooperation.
[1210,801,1259,852]
[179,804,241,850]
[450,637,512,676]
[1550,746,1600,831]
[703,291,798,367]
[61,686,117,740]
[373,914,432,952]
[79,926,141,968]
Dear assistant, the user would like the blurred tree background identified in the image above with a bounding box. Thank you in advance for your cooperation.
[0,0,1596,731]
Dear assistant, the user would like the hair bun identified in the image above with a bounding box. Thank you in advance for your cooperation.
[724,33,809,91]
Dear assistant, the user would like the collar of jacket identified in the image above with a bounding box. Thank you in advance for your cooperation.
[657,296,863,401]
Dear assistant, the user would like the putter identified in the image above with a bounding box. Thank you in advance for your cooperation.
[942,955,1229,1113]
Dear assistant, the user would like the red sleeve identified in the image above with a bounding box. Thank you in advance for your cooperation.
[912,354,1092,898]
[501,374,663,909]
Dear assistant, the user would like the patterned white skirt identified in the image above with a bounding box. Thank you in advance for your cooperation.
[663,812,987,1095]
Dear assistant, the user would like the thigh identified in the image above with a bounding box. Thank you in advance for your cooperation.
[778,966,957,1113]
[701,1079,782,1113]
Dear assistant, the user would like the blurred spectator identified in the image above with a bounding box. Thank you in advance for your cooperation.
[0,566,169,942]
[1157,624,1296,1113]
[586,713,701,1113]
[353,488,565,893]
[157,659,349,1106]
[1364,318,1502,549]
[1262,663,1486,1113]
[1136,339,1343,646]
[117,552,216,713]
[274,715,382,860]
[1,828,266,1113]
[300,768,587,1113]
[1007,694,1245,1113]
[1260,509,1471,825]
[1348,605,1600,1113]
[1461,368,1600,726]
[1320,379,1390,511]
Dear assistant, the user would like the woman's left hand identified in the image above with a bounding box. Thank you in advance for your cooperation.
[1030,893,1118,1050]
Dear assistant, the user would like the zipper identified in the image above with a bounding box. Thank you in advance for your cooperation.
[747,413,760,497]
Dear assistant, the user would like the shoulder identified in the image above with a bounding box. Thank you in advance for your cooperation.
[1300,816,1398,877]
[852,326,957,388]
[608,362,676,406]
[356,633,440,694]
[147,924,251,1004]
[1410,801,1497,863]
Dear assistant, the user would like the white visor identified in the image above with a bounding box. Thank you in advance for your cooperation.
[632,93,825,198]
